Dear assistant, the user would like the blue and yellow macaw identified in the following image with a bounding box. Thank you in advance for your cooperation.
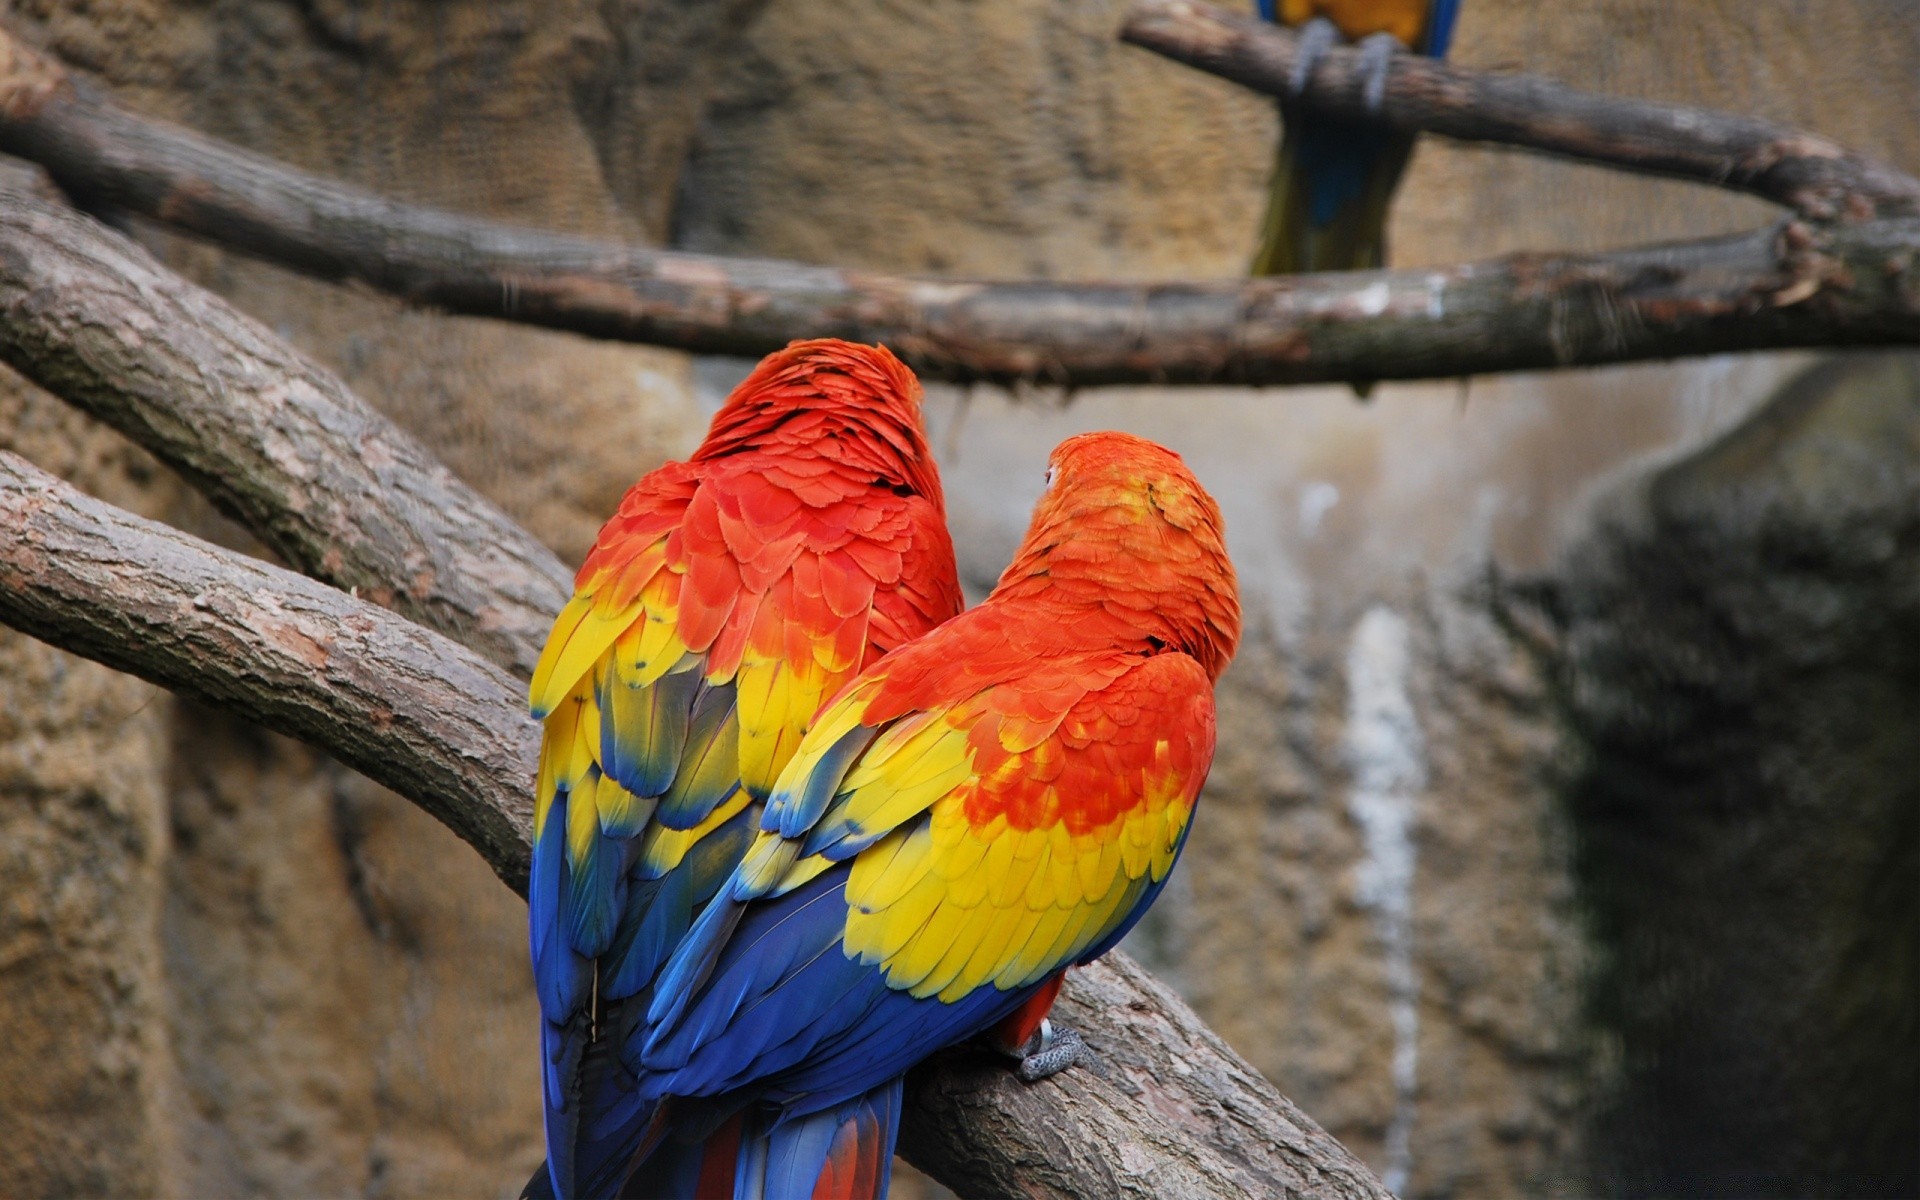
[1252,0,1462,274]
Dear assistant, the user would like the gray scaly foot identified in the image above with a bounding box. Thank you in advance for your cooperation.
[1012,1019,1085,1083]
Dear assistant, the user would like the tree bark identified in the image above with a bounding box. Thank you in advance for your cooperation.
[0,162,571,678]
[3,25,1915,390]
[1119,0,1920,222]
[0,450,1390,1200]
[0,451,538,893]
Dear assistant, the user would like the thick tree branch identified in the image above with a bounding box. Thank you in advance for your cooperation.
[0,162,571,678]
[1120,0,1920,222]
[2,25,1915,390]
[0,451,538,893]
[0,452,1390,1200]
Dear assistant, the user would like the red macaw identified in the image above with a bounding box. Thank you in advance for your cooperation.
[1253,0,1463,274]
[525,340,963,1198]
[632,431,1242,1198]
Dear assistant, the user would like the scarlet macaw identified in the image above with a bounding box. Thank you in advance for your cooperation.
[632,431,1242,1198]
[525,340,963,1197]
[1252,0,1462,274]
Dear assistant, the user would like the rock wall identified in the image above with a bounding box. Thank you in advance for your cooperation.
[0,0,1913,1196]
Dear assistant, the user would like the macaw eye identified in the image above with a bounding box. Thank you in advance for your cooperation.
[1044,465,1057,488]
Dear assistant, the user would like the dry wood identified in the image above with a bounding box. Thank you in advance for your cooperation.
[0,162,571,678]
[3,25,1916,390]
[0,461,1389,1198]
[1121,0,1920,222]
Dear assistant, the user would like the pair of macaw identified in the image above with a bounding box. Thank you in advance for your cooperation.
[1253,0,1462,275]
[525,339,1241,1199]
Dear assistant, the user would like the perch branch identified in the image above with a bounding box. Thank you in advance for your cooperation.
[1120,0,1920,222]
[0,451,538,893]
[2,25,1916,389]
[0,452,1390,1200]
[0,161,571,678]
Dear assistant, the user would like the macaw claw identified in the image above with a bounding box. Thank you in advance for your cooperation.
[1011,1019,1085,1083]
[1354,31,1402,112]
[1287,16,1342,96]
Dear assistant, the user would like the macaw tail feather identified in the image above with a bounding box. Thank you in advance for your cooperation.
[1251,110,1417,277]
[746,1080,904,1200]
[606,1082,900,1200]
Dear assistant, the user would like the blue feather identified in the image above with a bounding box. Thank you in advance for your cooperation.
[768,724,876,839]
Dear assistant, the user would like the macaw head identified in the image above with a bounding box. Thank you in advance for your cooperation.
[1001,430,1242,681]
[694,338,946,513]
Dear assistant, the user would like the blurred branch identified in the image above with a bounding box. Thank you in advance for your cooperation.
[2,26,1916,390]
[0,161,571,678]
[1120,0,1920,222]
[0,451,1390,1200]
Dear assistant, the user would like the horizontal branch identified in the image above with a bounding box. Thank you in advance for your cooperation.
[1121,0,1920,222]
[0,451,1390,1200]
[2,26,1915,389]
[0,451,539,893]
[0,161,572,678]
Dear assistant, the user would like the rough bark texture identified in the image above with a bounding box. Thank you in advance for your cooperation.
[0,163,571,679]
[2,25,1916,390]
[1120,0,1920,222]
[903,953,1390,1200]
[0,452,539,894]
[0,449,1391,1200]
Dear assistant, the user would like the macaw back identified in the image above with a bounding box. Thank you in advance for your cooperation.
[1253,0,1461,275]
[524,340,961,1198]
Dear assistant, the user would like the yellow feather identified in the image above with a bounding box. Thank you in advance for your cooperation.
[1005,902,1077,985]
[530,596,642,717]
[535,695,582,832]
[1078,834,1123,901]
[629,606,687,689]
[567,768,601,866]
[639,789,752,876]
[769,851,835,897]
[943,902,1030,1001]
[991,827,1047,909]
[735,827,801,896]
[734,658,787,798]
[920,913,991,1001]
[933,824,990,883]
[891,899,973,995]
[845,866,944,964]
[1119,815,1152,878]
[846,823,936,912]
[1023,830,1059,912]
[596,776,654,835]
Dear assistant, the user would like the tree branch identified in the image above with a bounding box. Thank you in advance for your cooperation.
[0,450,1390,1200]
[0,451,539,893]
[2,24,1915,389]
[0,161,571,678]
[1119,0,1920,222]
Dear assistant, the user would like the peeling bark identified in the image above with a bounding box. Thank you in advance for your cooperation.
[1,27,1914,389]
[1120,0,1920,222]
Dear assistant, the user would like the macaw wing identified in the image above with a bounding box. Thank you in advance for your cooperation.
[526,470,940,1195]
[643,650,1217,1104]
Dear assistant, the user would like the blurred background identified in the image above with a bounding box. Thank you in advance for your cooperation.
[0,1,1913,1196]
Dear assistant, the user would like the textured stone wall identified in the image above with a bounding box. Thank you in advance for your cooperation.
[0,0,1913,1196]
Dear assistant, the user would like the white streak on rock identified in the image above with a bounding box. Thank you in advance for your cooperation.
[1344,607,1427,1196]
